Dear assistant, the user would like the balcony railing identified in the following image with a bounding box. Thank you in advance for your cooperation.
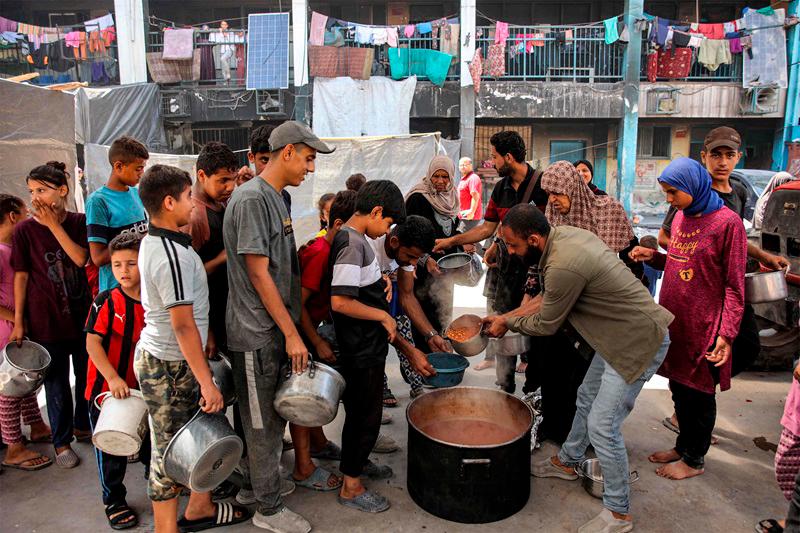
[342,33,460,81]
[640,48,743,82]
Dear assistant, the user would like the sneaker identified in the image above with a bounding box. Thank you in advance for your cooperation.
[252,507,311,533]
[372,433,398,453]
[578,509,633,533]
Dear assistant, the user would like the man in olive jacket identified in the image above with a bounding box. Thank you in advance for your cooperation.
[483,204,673,533]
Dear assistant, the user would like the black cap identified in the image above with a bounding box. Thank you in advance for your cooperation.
[268,121,334,154]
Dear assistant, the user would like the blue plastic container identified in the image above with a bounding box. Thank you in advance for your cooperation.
[423,352,470,388]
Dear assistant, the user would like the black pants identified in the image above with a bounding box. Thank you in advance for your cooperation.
[40,338,89,448]
[786,468,800,531]
[732,304,760,377]
[340,362,385,478]
[671,380,716,469]
[88,395,151,506]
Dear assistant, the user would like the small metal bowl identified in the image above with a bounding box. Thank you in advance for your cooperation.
[578,458,639,499]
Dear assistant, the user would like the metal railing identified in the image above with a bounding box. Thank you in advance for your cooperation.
[342,32,460,81]
[640,47,743,82]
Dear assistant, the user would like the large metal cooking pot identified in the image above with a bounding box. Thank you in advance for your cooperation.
[273,356,345,427]
[209,354,236,406]
[92,390,148,456]
[489,331,532,357]
[407,387,533,523]
[444,314,488,357]
[745,267,789,304]
[0,340,51,397]
[437,253,482,287]
[164,410,243,492]
[578,458,639,499]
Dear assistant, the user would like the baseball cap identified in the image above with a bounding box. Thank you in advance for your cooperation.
[268,121,335,154]
[704,127,742,152]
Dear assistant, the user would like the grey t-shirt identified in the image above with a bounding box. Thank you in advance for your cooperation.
[223,178,301,352]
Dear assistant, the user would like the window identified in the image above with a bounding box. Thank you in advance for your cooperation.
[550,140,587,163]
[637,126,671,158]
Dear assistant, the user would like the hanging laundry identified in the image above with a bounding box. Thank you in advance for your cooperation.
[655,48,693,79]
[440,23,459,57]
[688,35,703,48]
[162,28,194,60]
[417,22,432,34]
[354,25,373,44]
[309,12,327,46]
[387,47,452,86]
[734,18,744,31]
[729,37,742,54]
[84,13,114,32]
[532,33,545,46]
[404,25,415,38]
[236,44,246,81]
[655,18,671,46]
[565,29,574,45]
[740,35,753,59]
[756,6,776,16]
[92,61,110,84]
[387,27,399,47]
[672,31,691,48]
[101,27,116,47]
[698,39,731,71]
[146,50,201,83]
[431,27,440,49]
[603,17,620,44]
[484,43,505,77]
[664,27,674,48]
[646,51,658,82]
[308,45,374,80]
[723,22,736,34]
[468,48,482,93]
[0,16,16,33]
[618,22,630,43]
[694,23,724,39]
[323,28,344,47]
[196,32,216,81]
[495,21,509,44]
[65,31,87,60]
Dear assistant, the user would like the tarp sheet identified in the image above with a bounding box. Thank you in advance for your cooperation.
[312,76,416,138]
[0,79,77,208]
[84,143,198,194]
[74,83,167,150]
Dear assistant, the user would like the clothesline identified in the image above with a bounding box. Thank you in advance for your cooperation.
[148,14,252,30]
[474,9,623,28]
[312,11,459,31]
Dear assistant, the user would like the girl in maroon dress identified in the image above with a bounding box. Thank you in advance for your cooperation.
[630,157,746,480]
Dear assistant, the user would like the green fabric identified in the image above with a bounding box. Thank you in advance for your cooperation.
[388,47,453,87]
[507,226,674,384]
[756,6,775,15]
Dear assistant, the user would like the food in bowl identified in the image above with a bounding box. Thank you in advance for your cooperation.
[446,325,480,342]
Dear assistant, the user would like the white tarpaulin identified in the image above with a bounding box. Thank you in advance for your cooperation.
[743,8,787,88]
[312,76,417,138]
[84,143,199,194]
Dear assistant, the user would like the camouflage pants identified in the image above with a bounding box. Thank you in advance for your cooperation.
[134,348,198,501]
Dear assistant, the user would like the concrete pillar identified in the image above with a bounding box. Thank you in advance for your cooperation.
[772,0,800,170]
[616,0,643,212]
[592,122,608,191]
[114,0,148,84]
[291,0,310,124]
[459,0,476,158]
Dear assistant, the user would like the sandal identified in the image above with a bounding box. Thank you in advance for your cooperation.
[2,453,52,471]
[337,490,390,513]
[289,466,342,492]
[178,502,251,532]
[756,519,784,533]
[55,448,80,469]
[105,502,138,530]
[382,389,398,408]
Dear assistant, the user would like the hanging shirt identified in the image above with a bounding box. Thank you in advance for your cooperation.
[698,39,732,71]
[404,25,415,38]
[495,21,509,44]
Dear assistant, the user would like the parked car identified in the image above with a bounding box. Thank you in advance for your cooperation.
[730,169,776,223]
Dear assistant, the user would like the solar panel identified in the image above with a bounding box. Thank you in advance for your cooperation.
[246,13,290,90]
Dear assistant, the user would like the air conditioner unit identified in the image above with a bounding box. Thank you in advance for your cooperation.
[740,87,779,115]
[646,88,680,115]
[256,90,285,117]
[160,90,190,118]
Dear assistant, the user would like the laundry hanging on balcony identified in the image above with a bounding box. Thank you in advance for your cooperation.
[162,28,194,60]
[146,50,201,83]
[468,48,482,93]
[387,48,452,87]
[354,26,398,47]
[439,24,460,58]
[483,44,505,78]
[309,11,327,46]
[309,45,374,80]
[646,48,693,82]
[698,39,732,71]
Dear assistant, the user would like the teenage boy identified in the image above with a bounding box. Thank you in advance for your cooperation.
[223,121,331,533]
[86,136,149,292]
[244,124,293,214]
[85,233,149,530]
[135,165,247,533]
[330,180,434,513]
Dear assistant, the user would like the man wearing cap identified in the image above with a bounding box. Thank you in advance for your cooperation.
[223,121,334,533]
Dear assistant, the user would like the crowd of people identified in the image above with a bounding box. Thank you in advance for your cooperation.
[0,120,796,533]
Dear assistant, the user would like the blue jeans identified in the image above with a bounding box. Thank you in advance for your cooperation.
[558,333,670,515]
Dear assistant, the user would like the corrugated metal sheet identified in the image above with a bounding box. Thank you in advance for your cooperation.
[638,82,786,118]
[476,81,624,119]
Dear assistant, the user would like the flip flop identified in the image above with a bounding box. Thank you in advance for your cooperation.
[337,490,390,513]
[2,453,52,471]
[310,441,342,461]
[177,502,251,532]
[288,466,342,492]
[382,389,398,408]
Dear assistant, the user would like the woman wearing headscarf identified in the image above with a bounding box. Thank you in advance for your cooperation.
[574,159,607,196]
[630,158,746,481]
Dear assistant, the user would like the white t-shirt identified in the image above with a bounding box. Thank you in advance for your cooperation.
[367,235,415,275]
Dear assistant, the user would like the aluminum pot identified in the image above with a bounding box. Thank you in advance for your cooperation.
[745,267,789,304]
[92,390,148,456]
[437,253,481,287]
[164,410,243,492]
[0,340,51,397]
[273,356,345,427]
[488,331,532,357]
[209,354,236,406]
[444,314,488,357]
[407,387,533,523]
[578,458,639,499]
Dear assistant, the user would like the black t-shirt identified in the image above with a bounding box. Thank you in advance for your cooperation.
[484,164,548,222]
[661,180,748,234]
[197,207,228,349]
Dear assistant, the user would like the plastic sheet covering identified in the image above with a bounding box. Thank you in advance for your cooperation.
[0,79,77,209]
[84,143,198,194]
[743,8,788,88]
[312,76,417,138]
[74,83,167,150]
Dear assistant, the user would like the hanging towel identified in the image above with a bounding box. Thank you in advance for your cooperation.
[355,25,373,44]
[309,12,327,46]
[417,22,432,34]
[484,43,505,77]
[729,37,742,54]
[690,23,699,32]
[672,31,691,48]
[618,23,630,43]
[688,35,703,48]
[386,27,399,47]
[162,28,194,60]
[495,21,509,44]
[656,48,693,79]
[439,23,459,57]
[387,47,452,86]
[468,48,482,93]
[698,39,732,71]
[308,45,374,79]
[604,17,620,44]
[404,24,415,38]
[696,23,724,39]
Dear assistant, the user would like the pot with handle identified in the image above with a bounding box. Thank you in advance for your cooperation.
[92,389,149,456]
[273,355,345,427]
[444,314,489,357]
[209,354,236,406]
[163,409,243,492]
[0,340,51,397]
[745,266,789,304]
[488,331,532,357]
[577,458,640,499]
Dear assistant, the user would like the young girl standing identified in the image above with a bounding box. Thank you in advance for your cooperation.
[0,194,53,471]
[10,162,92,469]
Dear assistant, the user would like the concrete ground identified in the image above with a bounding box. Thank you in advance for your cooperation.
[1,281,794,532]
